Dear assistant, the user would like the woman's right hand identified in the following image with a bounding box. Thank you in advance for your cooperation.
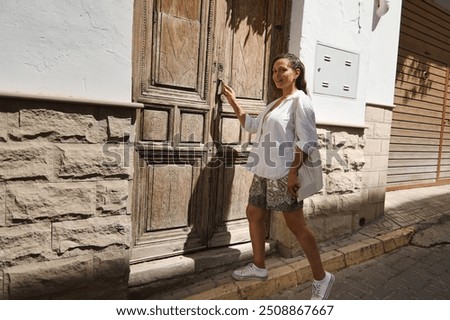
[222,83,236,104]
[221,82,246,127]
[287,171,300,197]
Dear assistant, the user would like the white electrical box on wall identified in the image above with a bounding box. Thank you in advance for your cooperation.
[313,43,359,99]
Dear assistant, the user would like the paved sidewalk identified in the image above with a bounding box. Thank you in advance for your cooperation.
[141,185,450,300]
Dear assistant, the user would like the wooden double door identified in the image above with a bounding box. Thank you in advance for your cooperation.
[131,0,291,263]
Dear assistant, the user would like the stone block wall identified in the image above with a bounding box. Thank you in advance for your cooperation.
[271,104,393,257]
[0,97,135,299]
[362,104,392,221]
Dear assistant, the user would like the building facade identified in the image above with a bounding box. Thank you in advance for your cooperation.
[0,0,448,299]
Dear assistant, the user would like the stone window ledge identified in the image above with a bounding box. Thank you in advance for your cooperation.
[0,91,144,110]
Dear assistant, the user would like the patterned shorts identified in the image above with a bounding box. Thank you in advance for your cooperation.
[248,174,303,211]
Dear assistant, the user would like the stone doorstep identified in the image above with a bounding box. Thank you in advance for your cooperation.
[182,226,416,300]
[128,241,277,299]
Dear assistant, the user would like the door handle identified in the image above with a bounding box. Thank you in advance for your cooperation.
[214,79,223,120]
[217,78,223,95]
[213,61,225,120]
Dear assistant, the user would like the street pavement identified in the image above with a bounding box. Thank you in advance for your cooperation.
[268,185,450,300]
[269,242,450,300]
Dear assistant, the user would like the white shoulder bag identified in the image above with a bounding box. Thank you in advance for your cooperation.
[291,93,324,201]
[296,148,323,202]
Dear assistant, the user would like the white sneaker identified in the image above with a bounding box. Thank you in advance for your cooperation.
[232,263,268,281]
[311,272,335,300]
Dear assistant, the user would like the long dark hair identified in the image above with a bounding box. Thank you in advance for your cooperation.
[272,53,308,95]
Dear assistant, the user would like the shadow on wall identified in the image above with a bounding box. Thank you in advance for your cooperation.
[396,54,434,104]
[224,0,295,101]
[223,0,295,49]
[225,0,270,38]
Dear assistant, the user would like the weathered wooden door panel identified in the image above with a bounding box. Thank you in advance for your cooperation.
[132,0,290,262]
[156,0,202,89]
[230,0,270,100]
[132,157,207,263]
[136,0,211,106]
[147,166,192,230]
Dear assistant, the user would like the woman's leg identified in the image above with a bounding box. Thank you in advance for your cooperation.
[247,204,268,268]
[282,209,325,280]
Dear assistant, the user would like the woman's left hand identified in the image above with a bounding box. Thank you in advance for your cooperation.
[287,171,300,197]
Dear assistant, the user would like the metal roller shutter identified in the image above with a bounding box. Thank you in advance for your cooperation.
[388,0,450,189]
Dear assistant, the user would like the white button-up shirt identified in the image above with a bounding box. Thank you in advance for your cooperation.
[243,90,318,180]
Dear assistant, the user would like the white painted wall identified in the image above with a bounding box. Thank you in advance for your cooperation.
[0,0,133,103]
[290,0,402,127]
[366,0,402,106]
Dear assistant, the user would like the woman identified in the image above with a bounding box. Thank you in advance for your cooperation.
[222,53,334,300]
